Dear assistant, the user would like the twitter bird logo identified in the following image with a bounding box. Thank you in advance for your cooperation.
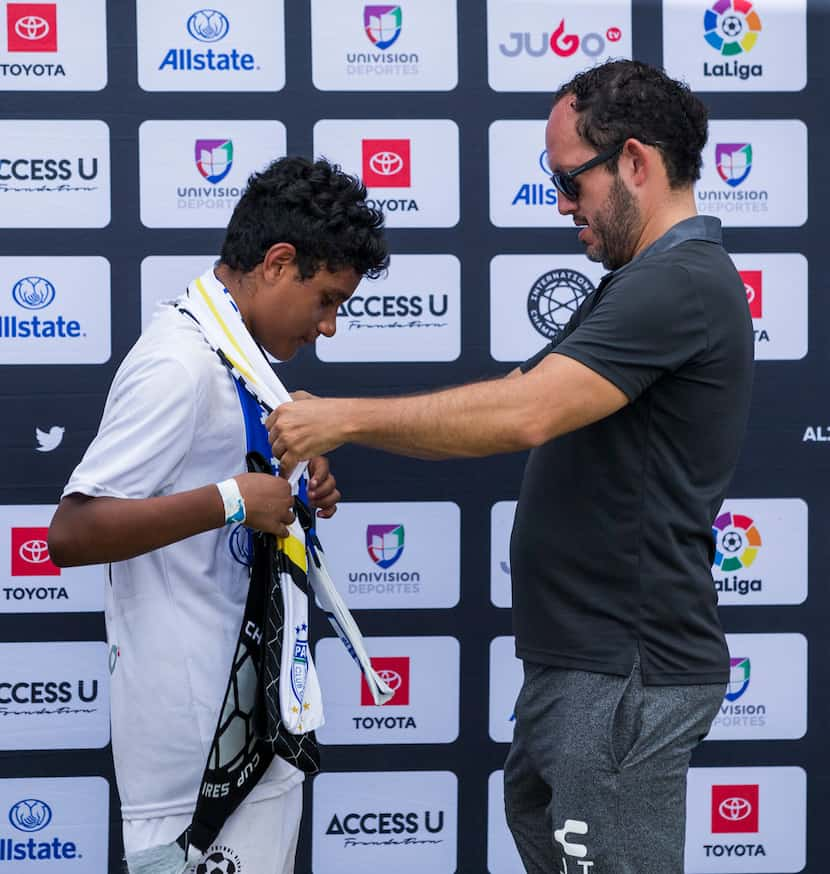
[36,425,65,452]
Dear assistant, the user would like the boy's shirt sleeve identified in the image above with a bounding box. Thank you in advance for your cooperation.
[63,351,199,500]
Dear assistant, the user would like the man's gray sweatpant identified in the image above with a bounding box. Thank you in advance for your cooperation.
[504,654,724,874]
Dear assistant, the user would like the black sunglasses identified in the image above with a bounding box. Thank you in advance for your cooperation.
[549,142,625,201]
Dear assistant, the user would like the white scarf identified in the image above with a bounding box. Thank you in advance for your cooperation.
[182,267,393,734]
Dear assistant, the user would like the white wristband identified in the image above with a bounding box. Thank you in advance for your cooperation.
[216,478,246,525]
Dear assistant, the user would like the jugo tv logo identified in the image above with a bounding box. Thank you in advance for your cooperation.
[6,3,57,52]
[159,8,257,73]
[366,523,405,568]
[499,19,622,59]
[364,5,401,49]
[527,269,593,339]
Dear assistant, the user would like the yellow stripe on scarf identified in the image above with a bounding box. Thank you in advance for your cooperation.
[278,533,308,573]
[194,277,259,387]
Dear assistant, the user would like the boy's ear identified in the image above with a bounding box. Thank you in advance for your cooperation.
[261,242,297,279]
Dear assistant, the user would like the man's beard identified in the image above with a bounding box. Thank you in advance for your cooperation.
[584,175,640,270]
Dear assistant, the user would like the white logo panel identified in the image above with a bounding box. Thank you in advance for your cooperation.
[0,505,105,613]
[685,767,806,872]
[318,502,460,609]
[318,254,460,362]
[706,633,807,741]
[490,500,516,607]
[729,254,807,361]
[489,636,522,743]
[312,771,457,872]
[311,0,458,91]
[663,0,806,93]
[696,120,807,227]
[0,257,110,364]
[0,120,110,227]
[139,120,285,228]
[313,119,459,228]
[0,642,110,750]
[0,0,107,91]
[315,636,459,744]
[711,498,807,605]
[489,120,572,228]
[0,777,109,869]
[490,255,606,362]
[488,771,524,874]
[487,0,632,92]
[140,255,216,330]
[137,0,285,91]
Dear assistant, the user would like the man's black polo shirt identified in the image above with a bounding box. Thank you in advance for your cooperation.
[512,216,753,685]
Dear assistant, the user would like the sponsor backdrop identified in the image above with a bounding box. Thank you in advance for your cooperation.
[0,1,826,871]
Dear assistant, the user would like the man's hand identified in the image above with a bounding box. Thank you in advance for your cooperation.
[234,472,295,537]
[307,456,340,518]
[266,398,347,477]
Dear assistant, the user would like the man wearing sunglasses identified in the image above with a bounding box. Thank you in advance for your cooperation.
[268,60,753,873]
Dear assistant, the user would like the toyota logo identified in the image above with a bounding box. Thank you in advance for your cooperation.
[19,539,50,565]
[376,669,402,691]
[368,151,404,176]
[14,15,50,41]
[187,9,230,42]
[718,797,752,821]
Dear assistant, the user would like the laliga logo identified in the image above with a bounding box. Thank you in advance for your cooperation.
[8,799,52,832]
[551,19,622,57]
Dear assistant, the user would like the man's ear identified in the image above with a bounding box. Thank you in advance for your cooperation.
[261,242,298,281]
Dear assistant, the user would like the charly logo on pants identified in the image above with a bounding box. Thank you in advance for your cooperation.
[553,818,594,872]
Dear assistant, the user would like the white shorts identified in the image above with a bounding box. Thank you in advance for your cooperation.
[123,783,303,874]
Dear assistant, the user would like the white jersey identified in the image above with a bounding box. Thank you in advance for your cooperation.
[63,288,303,821]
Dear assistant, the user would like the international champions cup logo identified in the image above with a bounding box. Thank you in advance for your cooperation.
[712,510,762,571]
[703,0,762,56]
[527,269,594,339]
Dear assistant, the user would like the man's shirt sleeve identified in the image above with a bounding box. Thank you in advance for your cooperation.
[548,264,709,402]
[63,352,199,500]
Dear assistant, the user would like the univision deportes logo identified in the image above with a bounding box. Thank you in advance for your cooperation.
[702,0,763,82]
[159,9,259,72]
[697,143,768,216]
[346,5,419,78]
[712,655,767,729]
[711,510,763,596]
[178,138,244,210]
[0,276,85,341]
[347,524,421,595]
[1,798,81,862]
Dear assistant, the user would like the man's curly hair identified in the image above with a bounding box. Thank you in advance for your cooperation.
[553,60,708,188]
[220,156,389,279]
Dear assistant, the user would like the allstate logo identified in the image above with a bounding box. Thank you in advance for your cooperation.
[715,143,752,188]
[364,4,402,50]
[366,523,404,568]
[527,269,594,339]
[712,509,762,570]
[725,655,751,701]
[9,799,52,832]
[12,276,55,310]
[703,0,761,55]
[186,9,230,43]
